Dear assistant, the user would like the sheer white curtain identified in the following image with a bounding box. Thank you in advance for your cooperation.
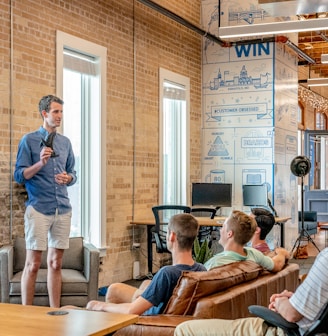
[162,80,187,205]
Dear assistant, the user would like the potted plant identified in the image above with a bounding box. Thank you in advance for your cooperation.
[193,238,213,264]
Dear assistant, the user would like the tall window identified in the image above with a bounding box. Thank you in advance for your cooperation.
[159,68,190,205]
[316,111,327,130]
[56,31,107,251]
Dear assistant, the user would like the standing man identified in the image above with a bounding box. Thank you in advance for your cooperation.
[14,94,77,307]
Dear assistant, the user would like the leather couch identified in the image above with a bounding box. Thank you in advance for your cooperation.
[115,261,300,336]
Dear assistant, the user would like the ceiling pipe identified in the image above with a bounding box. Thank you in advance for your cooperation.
[318,31,328,43]
[276,36,315,64]
[137,1,315,65]
[230,37,276,46]
[136,0,229,47]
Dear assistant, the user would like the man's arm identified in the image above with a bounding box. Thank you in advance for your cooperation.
[270,247,290,272]
[23,147,52,180]
[272,295,303,323]
[65,140,77,186]
[86,296,153,315]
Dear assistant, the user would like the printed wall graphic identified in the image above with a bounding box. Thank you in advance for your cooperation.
[201,0,298,248]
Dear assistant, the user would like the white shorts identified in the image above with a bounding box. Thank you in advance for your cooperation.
[24,205,72,251]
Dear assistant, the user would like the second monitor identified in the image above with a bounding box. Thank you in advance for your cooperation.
[242,184,268,208]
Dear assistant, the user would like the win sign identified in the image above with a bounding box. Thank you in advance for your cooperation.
[231,42,273,61]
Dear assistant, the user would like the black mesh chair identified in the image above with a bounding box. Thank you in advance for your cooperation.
[152,205,191,253]
[248,301,328,336]
[191,207,217,244]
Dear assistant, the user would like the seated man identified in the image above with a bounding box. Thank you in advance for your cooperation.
[174,247,328,336]
[86,213,206,315]
[250,207,275,254]
[204,210,290,272]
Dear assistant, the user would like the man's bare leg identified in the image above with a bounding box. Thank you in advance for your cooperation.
[106,283,138,303]
[47,247,64,308]
[132,279,151,301]
[106,280,151,303]
[21,250,42,305]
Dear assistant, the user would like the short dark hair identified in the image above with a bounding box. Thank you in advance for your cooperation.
[39,95,64,117]
[168,214,199,250]
[251,208,275,240]
[227,210,257,245]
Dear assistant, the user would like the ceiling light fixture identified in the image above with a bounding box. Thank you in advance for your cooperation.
[303,43,313,50]
[219,18,328,39]
[307,78,328,87]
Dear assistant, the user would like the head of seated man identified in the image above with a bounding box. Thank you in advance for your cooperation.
[249,207,275,254]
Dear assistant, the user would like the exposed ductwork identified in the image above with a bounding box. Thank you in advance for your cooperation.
[136,0,228,47]
[276,36,315,64]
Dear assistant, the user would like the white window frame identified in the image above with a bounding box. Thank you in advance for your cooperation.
[159,68,190,205]
[56,31,107,252]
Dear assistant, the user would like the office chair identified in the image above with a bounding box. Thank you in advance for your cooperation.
[152,205,191,253]
[248,301,328,336]
[191,207,217,244]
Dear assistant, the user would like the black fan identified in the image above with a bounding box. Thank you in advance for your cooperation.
[290,156,320,256]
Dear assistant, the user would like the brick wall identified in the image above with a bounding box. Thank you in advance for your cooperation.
[0,0,202,286]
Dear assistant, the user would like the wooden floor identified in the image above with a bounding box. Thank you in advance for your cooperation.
[289,225,327,275]
[306,225,326,256]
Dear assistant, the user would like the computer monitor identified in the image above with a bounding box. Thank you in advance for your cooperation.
[191,183,232,208]
[242,184,268,207]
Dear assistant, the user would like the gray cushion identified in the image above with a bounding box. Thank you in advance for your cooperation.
[14,237,83,272]
[9,269,88,295]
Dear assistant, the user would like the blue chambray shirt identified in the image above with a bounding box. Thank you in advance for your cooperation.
[14,126,77,215]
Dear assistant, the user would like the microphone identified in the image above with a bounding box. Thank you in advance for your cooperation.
[267,198,278,217]
[40,132,59,157]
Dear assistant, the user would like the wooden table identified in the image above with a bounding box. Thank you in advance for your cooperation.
[131,216,291,274]
[0,303,138,336]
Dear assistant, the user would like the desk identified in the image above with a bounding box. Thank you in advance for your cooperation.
[131,216,290,274]
[0,303,138,336]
